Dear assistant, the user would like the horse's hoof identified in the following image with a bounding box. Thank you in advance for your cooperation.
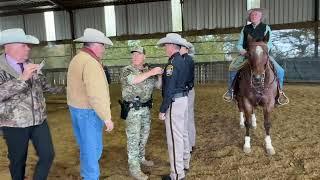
[243,146,251,153]
[240,123,245,128]
[266,147,275,155]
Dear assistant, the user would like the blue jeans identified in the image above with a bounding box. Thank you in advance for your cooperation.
[69,106,104,180]
[228,59,285,89]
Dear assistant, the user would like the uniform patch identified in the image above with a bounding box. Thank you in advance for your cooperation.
[166,65,173,76]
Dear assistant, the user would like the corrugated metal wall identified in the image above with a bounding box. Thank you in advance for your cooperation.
[319,0,320,20]
[115,5,127,36]
[183,0,247,31]
[261,0,314,24]
[24,13,46,41]
[73,7,105,38]
[0,0,319,41]
[54,11,71,40]
[115,1,172,35]
[0,15,24,30]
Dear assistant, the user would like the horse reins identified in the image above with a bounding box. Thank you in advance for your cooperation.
[249,51,277,104]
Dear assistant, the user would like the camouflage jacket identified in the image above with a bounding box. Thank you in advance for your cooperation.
[0,54,61,128]
[120,64,159,102]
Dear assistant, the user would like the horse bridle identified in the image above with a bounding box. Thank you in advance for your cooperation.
[247,45,277,96]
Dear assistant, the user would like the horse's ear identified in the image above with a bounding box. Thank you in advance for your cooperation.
[263,32,270,43]
[247,34,253,42]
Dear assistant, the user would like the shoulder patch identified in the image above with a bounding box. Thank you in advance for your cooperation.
[166,65,173,76]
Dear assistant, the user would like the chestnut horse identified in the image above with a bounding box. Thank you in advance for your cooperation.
[234,33,278,155]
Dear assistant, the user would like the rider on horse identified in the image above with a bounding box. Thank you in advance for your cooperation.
[223,8,288,105]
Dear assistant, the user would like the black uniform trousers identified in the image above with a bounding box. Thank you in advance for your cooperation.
[2,120,54,180]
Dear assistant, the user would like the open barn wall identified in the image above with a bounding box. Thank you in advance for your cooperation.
[0,0,319,85]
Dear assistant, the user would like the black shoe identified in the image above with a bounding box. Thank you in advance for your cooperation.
[162,174,186,180]
[184,168,189,174]
[161,175,171,180]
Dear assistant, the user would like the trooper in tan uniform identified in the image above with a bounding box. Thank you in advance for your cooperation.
[157,33,190,180]
[180,41,196,160]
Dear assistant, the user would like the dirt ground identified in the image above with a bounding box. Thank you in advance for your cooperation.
[1,83,320,180]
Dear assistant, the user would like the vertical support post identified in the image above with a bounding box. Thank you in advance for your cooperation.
[68,10,77,57]
[180,0,185,35]
[314,0,319,58]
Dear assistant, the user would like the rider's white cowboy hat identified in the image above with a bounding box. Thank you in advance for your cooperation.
[0,28,39,46]
[74,28,113,46]
[247,8,268,22]
[157,33,188,47]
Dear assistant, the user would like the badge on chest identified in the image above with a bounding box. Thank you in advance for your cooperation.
[166,65,173,76]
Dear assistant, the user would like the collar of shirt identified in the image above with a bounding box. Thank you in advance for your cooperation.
[251,22,261,29]
[131,64,146,73]
[168,52,180,62]
[81,47,100,61]
[181,53,188,57]
[5,54,24,74]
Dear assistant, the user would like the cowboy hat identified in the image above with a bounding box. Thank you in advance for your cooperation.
[74,28,113,46]
[130,46,145,54]
[186,42,196,55]
[0,28,39,46]
[246,8,268,22]
[157,33,188,47]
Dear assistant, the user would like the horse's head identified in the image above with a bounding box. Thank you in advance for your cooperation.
[247,33,269,75]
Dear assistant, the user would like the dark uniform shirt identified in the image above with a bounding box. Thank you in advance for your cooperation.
[160,52,188,113]
[182,53,195,90]
[103,65,112,84]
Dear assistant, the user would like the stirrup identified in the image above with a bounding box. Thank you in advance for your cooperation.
[277,91,289,106]
[223,90,234,102]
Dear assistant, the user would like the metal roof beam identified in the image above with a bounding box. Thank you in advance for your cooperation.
[47,0,68,10]
[0,1,54,11]
[69,0,170,10]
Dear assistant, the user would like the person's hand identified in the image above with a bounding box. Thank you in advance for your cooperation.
[150,67,163,76]
[20,63,39,81]
[159,113,166,121]
[104,120,114,132]
[239,49,247,56]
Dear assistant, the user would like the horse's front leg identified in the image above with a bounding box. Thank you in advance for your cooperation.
[263,104,275,155]
[243,98,253,153]
[238,101,256,129]
[237,100,245,128]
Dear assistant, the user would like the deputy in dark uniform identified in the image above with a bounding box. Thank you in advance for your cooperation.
[157,33,190,180]
[180,42,196,160]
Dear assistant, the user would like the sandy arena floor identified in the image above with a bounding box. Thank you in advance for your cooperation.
[0,83,319,179]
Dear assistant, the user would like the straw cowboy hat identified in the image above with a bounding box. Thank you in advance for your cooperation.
[157,33,188,47]
[247,8,268,22]
[186,42,196,55]
[74,28,113,46]
[0,28,39,46]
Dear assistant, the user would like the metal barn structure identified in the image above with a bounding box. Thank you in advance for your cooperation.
[0,0,319,85]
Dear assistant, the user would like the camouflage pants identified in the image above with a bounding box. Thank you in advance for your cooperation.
[125,107,151,173]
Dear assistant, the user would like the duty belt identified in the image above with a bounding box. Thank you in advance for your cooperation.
[173,91,188,99]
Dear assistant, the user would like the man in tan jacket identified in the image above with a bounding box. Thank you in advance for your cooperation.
[67,28,114,179]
